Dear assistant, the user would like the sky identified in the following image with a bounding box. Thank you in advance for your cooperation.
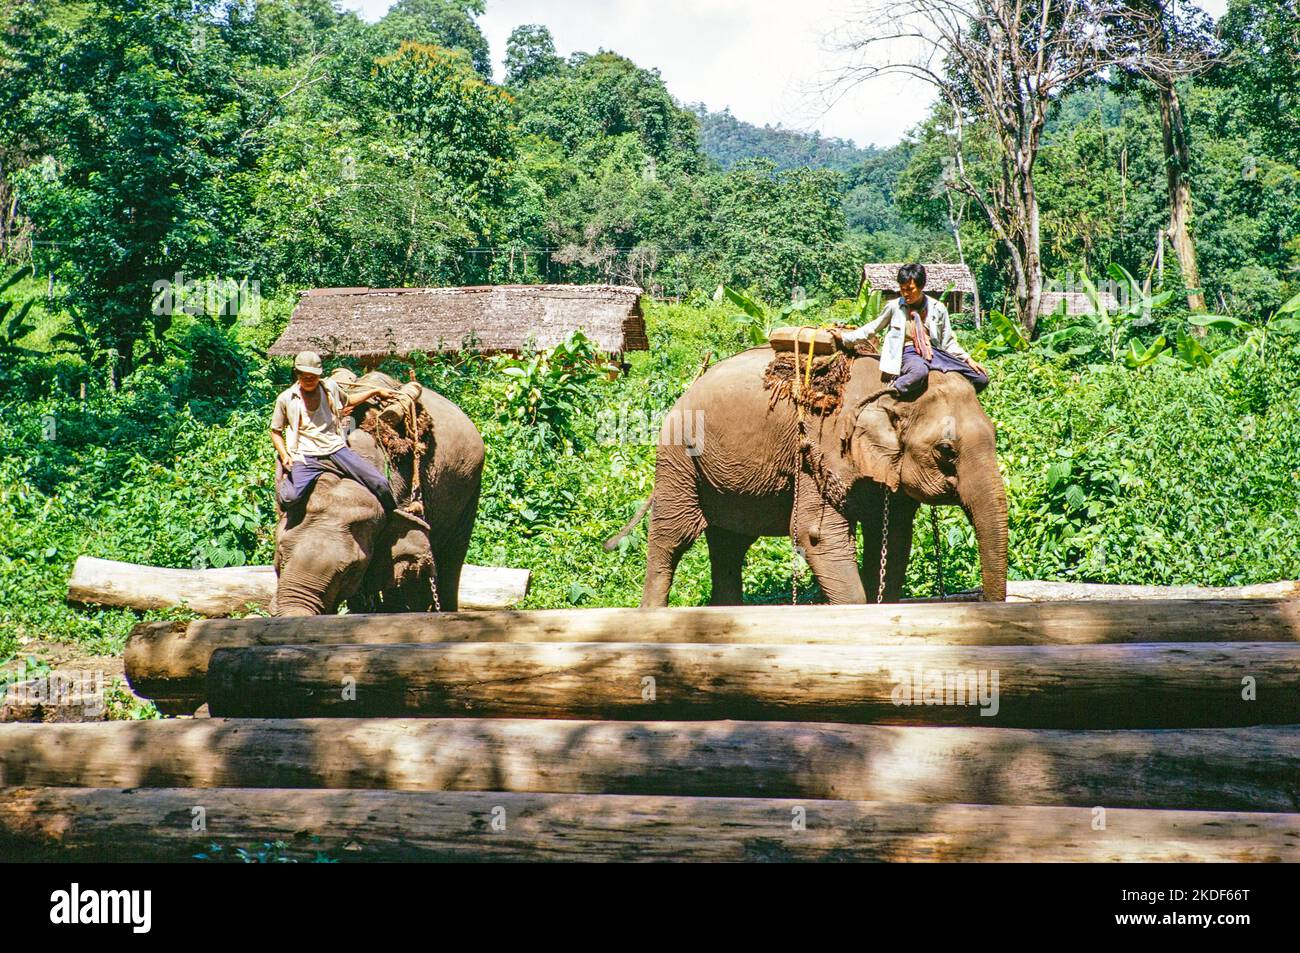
[340,0,1231,149]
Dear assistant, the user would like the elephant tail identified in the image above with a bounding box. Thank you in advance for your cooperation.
[602,495,653,551]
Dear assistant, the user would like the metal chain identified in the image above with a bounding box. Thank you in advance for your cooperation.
[430,572,441,613]
[876,492,891,603]
[930,505,946,598]
[791,463,801,605]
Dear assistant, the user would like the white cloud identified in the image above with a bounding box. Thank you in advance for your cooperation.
[339,0,1232,149]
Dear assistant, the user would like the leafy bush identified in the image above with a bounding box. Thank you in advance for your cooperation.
[2,295,1299,668]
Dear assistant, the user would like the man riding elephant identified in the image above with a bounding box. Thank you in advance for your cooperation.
[270,350,417,523]
[836,263,990,397]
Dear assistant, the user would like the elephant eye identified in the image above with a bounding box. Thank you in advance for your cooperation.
[936,439,958,474]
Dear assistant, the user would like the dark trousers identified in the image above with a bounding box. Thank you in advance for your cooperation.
[279,446,395,513]
[892,344,989,396]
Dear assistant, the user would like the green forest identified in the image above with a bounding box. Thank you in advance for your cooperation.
[1,0,1298,703]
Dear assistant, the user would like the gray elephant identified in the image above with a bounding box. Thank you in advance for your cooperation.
[271,370,484,616]
[606,346,1007,605]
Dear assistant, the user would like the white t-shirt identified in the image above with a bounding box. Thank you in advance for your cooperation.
[270,379,347,461]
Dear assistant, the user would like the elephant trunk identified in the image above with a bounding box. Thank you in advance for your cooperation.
[272,569,328,617]
[958,454,1009,602]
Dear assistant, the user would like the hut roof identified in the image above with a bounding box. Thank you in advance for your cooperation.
[861,263,977,295]
[1040,290,1120,315]
[268,284,648,360]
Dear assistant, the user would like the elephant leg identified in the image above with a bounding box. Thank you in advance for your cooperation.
[705,526,756,606]
[859,488,918,602]
[880,491,918,602]
[431,485,480,613]
[640,500,704,608]
[793,481,865,604]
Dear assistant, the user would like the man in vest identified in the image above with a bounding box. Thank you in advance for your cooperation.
[836,263,989,396]
[270,351,401,514]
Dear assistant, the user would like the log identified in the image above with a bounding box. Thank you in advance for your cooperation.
[205,641,1300,728]
[125,598,1300,713]
[66,556,530,617]
[1,719,1296,812]
[941,579,1300,603]
[1,787,1295,862]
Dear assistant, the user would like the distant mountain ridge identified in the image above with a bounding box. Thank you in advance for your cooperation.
[692,105,880,172]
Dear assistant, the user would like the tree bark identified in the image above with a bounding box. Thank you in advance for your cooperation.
[125,598,1300,714]
[1159,79,1207,315]
[2,719,1296,812]
[66,555,530,616]
[205,640,1300,728]
[2,787,1295,862]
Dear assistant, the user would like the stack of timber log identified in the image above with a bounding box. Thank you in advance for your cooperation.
[2,592,1298,861]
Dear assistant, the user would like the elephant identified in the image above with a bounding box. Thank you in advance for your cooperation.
[606,345,1008,606]
[271,370,484,617]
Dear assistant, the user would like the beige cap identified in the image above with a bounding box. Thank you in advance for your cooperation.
[293,351,324,375]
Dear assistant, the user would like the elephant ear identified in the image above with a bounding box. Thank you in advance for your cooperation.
[845,397,907,492]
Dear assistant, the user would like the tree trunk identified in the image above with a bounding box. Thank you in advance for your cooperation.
[66,555,530,616]
[205,640,1300,727]
[124,598,1300,714]
[2,719,1296,812]
[1159,80,1207,316]
[2,787,1295,862]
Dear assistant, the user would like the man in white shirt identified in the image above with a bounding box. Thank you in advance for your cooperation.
[837,263,989,396]
[271,351,400,514]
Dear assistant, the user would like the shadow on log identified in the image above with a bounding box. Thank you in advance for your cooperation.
[205,641,1300,728]
[1,787,1296,862]
[126,598,1300,714]
[0,719,1296,812]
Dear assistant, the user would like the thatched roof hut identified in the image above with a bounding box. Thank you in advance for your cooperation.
[268,284,648,362]
[859,263,979,318]
[1040,290,1120,316]
[860,263,977,296]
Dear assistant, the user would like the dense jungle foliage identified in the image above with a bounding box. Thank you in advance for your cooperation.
[1,0,1298,676]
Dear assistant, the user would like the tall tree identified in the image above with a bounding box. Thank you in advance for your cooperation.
[5,0,258,371]
[1218,0,1300,167]
[504,23,562,87]
[376,0,490,76]
[834,0,1188,333]
[1109,2,1219,314]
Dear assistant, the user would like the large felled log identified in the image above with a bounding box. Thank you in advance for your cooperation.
[125,598,1300,714]
[1,787,1295,862]
[205,640,1300,728]
[942,579,1300,603]
[1,719,1296,812]
[66,555,530,617]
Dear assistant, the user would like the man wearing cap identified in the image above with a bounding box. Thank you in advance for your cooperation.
[271,351,400,515]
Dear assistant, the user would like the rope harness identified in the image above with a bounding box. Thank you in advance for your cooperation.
[789,327,826,604]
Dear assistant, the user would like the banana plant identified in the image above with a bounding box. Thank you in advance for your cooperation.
[1186,290,1300,367]
[1122,334,1166,369]
[989,308,1029,351]
[0,266,41,359]
[717,285,821,346]
[1079,265,1176,364]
